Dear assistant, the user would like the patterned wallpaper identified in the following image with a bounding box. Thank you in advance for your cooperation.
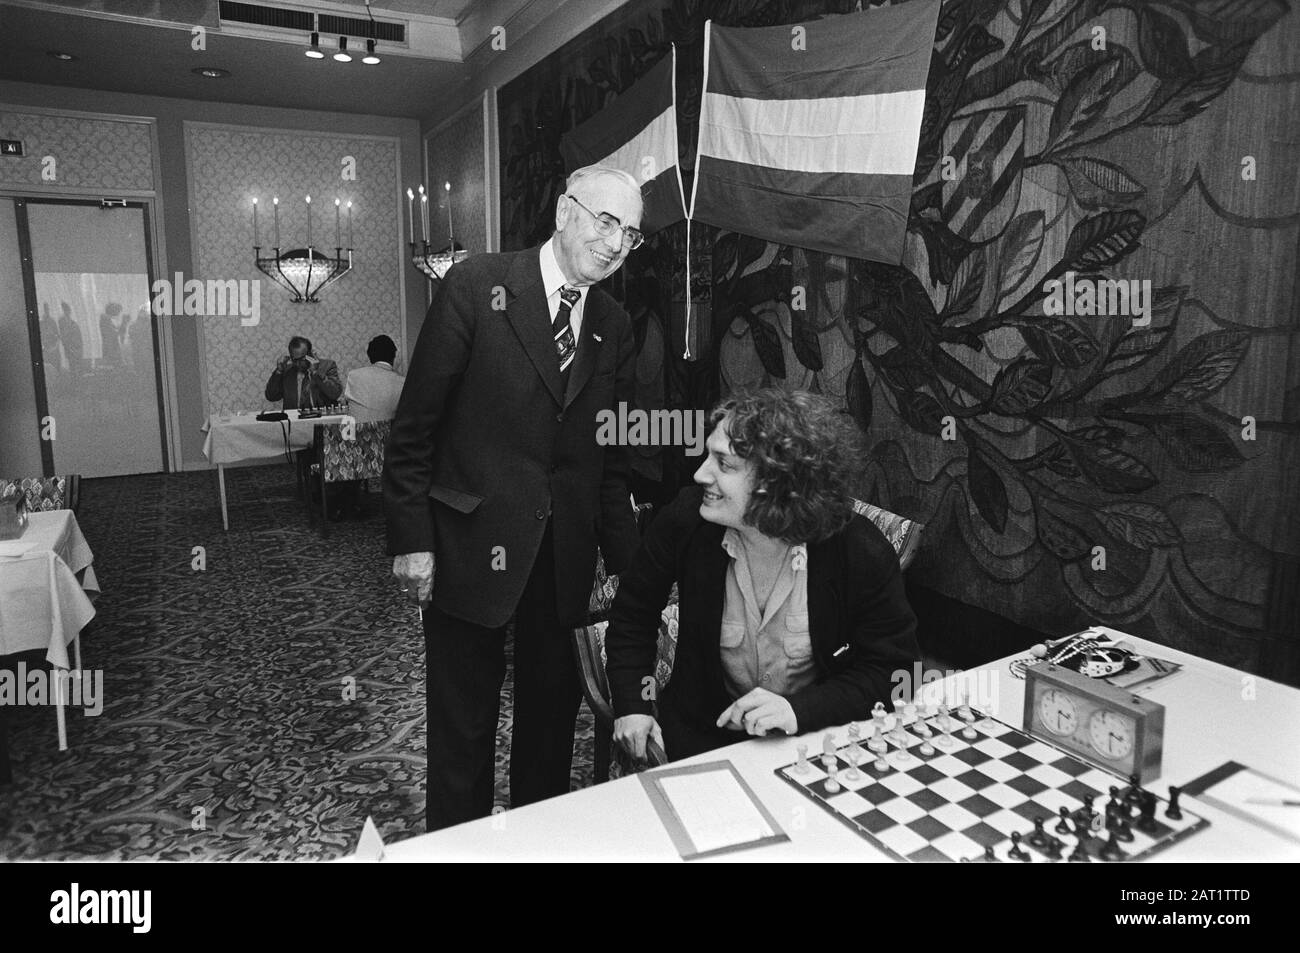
[425,96,487,264]
[0,111,155,192]
[185,123,404,415]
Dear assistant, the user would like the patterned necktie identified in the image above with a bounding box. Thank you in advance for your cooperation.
[553,286,580,372]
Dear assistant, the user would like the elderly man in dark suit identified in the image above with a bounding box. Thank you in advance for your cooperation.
[384,165,644,830]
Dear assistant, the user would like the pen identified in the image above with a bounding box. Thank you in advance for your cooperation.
[1245,798,1300,806]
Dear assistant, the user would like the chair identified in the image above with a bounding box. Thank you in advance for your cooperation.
[309,420,391,536]
[572,498,924,780]
[0,475,81,514]
[852,498,924,570]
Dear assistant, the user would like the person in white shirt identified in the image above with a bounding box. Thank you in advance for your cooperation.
[344,335,405,423]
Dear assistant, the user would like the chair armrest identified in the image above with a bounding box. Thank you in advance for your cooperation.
[571,624,615,724]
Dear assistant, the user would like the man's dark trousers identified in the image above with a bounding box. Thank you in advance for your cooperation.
[423,522,582,832]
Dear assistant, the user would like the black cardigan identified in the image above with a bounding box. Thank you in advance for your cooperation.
[606,486,920,736]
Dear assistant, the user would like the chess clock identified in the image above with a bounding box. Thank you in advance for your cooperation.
[1023,662,1165,784]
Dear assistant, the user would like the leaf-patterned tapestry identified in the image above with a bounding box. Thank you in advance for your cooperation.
[498,0,1300,683]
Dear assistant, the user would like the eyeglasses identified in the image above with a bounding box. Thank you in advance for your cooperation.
[565,194,644,250]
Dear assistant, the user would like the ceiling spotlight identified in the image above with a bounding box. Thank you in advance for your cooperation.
[192,67,230,79]
[333,36,351,63]
[47,50,77,61]
[305,31,324,59]
[362,39,380,65]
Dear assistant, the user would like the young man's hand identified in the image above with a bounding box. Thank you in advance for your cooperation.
[717,687,797,736]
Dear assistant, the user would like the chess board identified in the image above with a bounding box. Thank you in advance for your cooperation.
[776,709,1208,862]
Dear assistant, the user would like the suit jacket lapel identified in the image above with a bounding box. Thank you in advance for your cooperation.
[563,295,603,409]
[503,249,564,407]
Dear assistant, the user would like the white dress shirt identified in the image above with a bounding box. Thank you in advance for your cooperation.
[344,361,405,423]
[539,238,588,341]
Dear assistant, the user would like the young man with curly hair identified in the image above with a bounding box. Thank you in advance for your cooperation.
[606,388,920,761]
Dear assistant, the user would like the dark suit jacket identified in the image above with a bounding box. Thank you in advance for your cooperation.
[264,359,343,409]
[382,246,640,628]
[606,487,920,743]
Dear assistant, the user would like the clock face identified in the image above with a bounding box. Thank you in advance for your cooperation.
[1038,689,1078,736]
[1088,709,1134,761]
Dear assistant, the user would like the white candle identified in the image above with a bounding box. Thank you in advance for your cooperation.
[445,181,453,245]
[421,193,429,242]
[406,188,414,243]
[305,195,312,247]
[334,197,341,248]
[273,197,280,248]
[347,201,353,249]
[253,197,259,247]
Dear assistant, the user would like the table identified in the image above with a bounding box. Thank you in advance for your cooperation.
[383,631,1300,862]
[201,410,353,530]
[0,509,98,752]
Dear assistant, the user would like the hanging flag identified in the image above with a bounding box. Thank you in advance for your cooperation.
[689,1,941,263]
[560,47,687,236]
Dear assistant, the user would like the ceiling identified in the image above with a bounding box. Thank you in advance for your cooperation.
[0,0,531,119]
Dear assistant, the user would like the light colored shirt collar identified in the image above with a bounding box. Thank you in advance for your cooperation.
[372,361,394,370]
[539,238,589,308]
[720,528,808,571]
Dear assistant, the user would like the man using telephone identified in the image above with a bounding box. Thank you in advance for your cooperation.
[265,335,343,409]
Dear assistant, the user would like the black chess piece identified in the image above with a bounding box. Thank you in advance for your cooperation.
[1007,832,1031,862]
[1136,792,1159,834]
[1073,793,1097,828]
[1027,817,1050,848]
[1068,838,1091,862]
[1113,814,1135,843]
[1042,836,1064,861]
[1055,806,1073,835]
[983,843,999,863]
[1099,832,1127,861]
[1166,786,1184,821]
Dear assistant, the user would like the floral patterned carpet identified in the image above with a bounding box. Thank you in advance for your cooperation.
[0,465,596,860]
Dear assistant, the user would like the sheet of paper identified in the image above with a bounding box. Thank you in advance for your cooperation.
[656,769,775,854]
[1205,770,1300,840]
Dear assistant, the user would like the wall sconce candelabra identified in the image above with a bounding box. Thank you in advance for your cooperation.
[408,181,469,282]
[253,195,354,303]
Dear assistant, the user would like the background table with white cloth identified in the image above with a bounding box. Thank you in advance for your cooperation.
[0,509,98,752]
[201,410,353,530]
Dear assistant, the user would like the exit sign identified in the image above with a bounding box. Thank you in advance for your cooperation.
[0,139,23,157]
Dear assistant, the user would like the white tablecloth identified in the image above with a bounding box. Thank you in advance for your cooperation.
[0,510,98,667]
[201,411,353,465]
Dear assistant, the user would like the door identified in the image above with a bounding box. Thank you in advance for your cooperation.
[16,198,167,477]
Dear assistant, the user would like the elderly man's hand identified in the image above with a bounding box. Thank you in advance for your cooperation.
[614,714,663,762]
[393,552,434,605]
[717,687,798,736]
